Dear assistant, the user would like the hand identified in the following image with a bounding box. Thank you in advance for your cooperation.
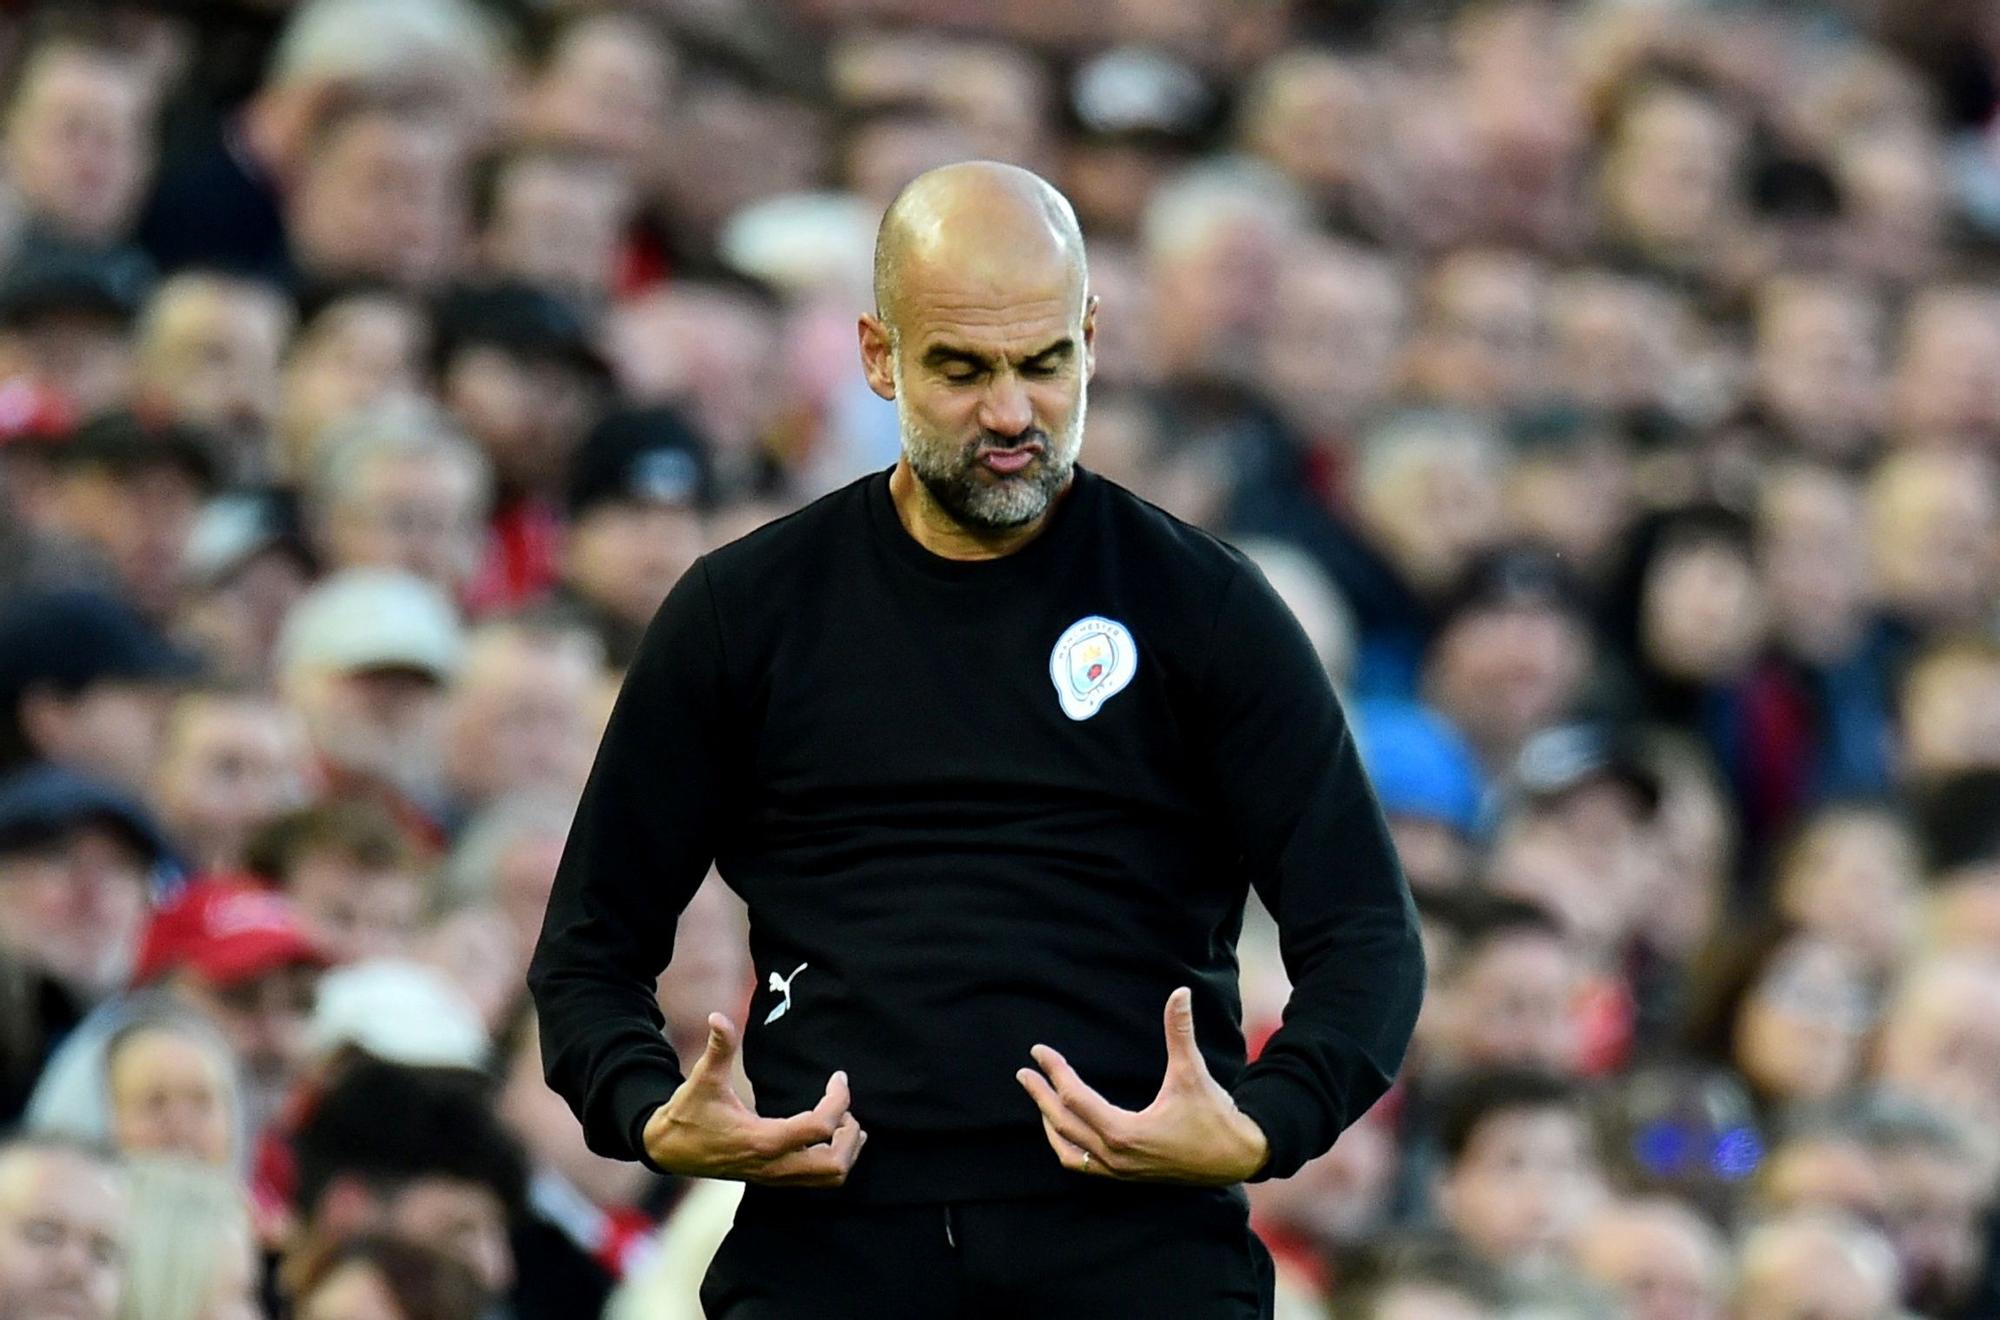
[641,1012,866,1187]
[1015,987,1270,1186]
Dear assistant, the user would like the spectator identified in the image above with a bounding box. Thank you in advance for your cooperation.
[1351,700,1485,894]
[275,568,465,821]
[1340,409,1508,700]
[292,1235,485,1320]
[1420,898,1581,1077]
[1732,1212,1900,1320]
[1680,921,1875,1116]
[1571,1196,1727,1320]
[0,1136,127,1320]
[1867,448,2000,642]
[119,1157,258,1320]
[152,687,315,874]
[440,620,600,822]
[1750,275,1885,464]
[118,878,328,1136]
[39,411,219,621]
[246,798,434,964]
[436,282,611,613]
[516,10,677,168]
[276,285,431,486]
[104,1011,239,1167]
[473,146,634,308]
[1327,1234,1509,1320]
[304,398,493,598]
[1421,547,1595,775]
[437,792,576,1019]
[287,100,467,294]
[0,586,200,789]
[0,762,167,1006]
[1434,1068,1607,1276]
[552,406,711,667]
[1841,1091,1997,1317]
[290,1058,527,1300]
[1483,724,1661,960]
[138,0,507,281]
[131,272,294,485]
[2,21,156,255]
[1766,802,1920,976]
[176,494,319,689]
[0,244,149,416]
[1872,955,2000,1166]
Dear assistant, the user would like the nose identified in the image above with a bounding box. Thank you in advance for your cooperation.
[978,373,1034,441]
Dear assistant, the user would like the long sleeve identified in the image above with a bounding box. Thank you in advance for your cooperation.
[1197,561,1425,1182]
[527,560,740,1166]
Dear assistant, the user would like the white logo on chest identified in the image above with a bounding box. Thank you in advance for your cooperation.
[764,962,808,1024]
[1049,616,1139,721]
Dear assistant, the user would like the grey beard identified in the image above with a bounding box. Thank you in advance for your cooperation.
[909,442,1076,531]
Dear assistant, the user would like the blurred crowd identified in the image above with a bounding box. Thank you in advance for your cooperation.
[1,0,1999,1316]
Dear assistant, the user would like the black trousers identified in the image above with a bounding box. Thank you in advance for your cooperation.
[698,1181,1277,1319]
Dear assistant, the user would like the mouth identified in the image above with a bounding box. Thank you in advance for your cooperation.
[977,443,1043,477]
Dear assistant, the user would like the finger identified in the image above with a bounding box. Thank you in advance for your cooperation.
[760,1114,866,1186]
[1026,1045,1128,1133]
[1162,986,1203,1078]
[758,1073,851,1155]
[1017,1066,1116,1168]
[687,1014,739,1087]
[1035,1109,1097,1176]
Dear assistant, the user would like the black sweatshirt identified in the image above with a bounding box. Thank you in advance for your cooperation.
[528,465,1424,1204]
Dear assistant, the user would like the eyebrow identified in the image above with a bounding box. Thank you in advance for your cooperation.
[921,338,1075,372]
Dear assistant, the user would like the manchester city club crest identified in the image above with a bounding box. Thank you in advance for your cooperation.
[1049,615,1139,720]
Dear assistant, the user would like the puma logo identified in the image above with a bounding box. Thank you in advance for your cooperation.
[764,962,808,1024]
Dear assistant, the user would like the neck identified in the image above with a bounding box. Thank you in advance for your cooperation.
[888,458,1071,561]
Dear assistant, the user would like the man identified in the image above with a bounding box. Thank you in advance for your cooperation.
[553,405,712,667]
[440,621,602,820]
[0,1137,127,1320]
[530,162,1422,1315]
[286,99,467,294]
[275,567,465,827]
[152,687,317,873]
[1572,1196,1728,1320]
[276,285,430,486]
[247,798,434,964]
[1420,546,1595,775]
[0,763,171,1117]
[122,877,330,1135]
[131,271,295,485]
[41,410,220,620]
[0,245,150,419]
[292,1057,527,1301]
[303,396,493,598]
[1733,1213,1900,1320]
[437,281,611,613]
[0,586,201,789]
[1434,1068,1606,1277]
[2,24,155,255]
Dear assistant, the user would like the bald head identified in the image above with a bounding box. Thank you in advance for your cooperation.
[873,161,1087,331]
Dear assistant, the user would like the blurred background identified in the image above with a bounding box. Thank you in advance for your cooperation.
[0,0,1998,1316]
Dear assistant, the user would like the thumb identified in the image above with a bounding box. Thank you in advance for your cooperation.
[1162,987,1201,1075]
[691,1012,739,1084]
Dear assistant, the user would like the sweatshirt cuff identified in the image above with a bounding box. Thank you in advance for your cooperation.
[607,1063,682,1175]
[1230,1069,1332,1183]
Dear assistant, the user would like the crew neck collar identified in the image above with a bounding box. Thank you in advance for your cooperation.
[866,464,1094,582]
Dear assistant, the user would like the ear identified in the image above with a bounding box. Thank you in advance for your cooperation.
[858,315,897,403]
[312,1175,385,1239]
[1081,295,1099,384]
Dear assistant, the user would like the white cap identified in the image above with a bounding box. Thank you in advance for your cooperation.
[277,568,465,683]
[307,958,489,1067]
